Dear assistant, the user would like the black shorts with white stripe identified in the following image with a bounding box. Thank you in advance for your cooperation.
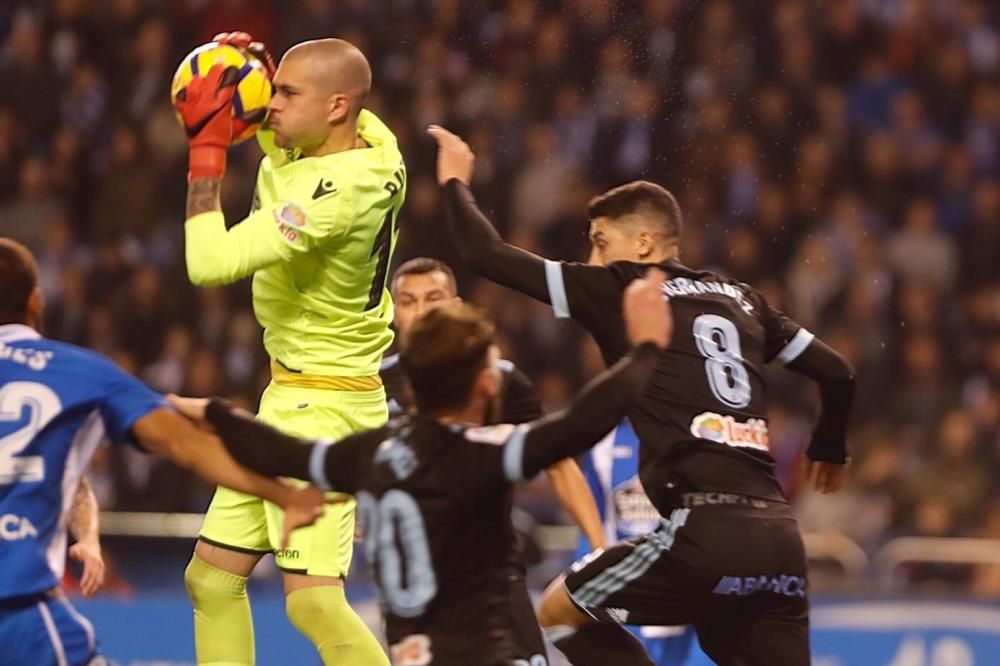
[563,501,810,666]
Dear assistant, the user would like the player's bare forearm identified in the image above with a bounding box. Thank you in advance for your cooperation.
[443,179,551,303]
[133,408,298,507]
[68,475,100,545]
[186,177,222,219]
[545,459,607,549]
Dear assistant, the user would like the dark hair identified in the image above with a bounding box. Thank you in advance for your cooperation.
[392,257,458,295]
[587,180,683,239]
[0,239,38,325]
[400,302,495,414]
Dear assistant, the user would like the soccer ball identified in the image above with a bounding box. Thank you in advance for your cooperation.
[170,42,273,144]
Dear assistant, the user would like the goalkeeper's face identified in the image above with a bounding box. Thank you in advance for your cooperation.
[266,57,341,150]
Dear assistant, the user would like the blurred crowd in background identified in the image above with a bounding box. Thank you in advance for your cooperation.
[1,0,999,594]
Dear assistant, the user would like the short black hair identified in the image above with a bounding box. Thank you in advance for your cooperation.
[391,257,458,295]
[400,302,494,415]
[0,238,38,325]
[587,180,683,240]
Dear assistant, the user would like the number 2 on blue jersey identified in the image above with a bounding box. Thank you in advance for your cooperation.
[0,382,62,484]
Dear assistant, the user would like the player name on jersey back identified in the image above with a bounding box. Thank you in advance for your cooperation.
[0,341,54,371]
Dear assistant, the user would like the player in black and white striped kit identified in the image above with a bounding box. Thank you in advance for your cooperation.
[429,125,856,666]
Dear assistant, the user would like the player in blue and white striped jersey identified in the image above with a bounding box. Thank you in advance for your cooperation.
[0,239,326,666]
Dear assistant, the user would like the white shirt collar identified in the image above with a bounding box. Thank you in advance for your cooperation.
[0,324,41,343]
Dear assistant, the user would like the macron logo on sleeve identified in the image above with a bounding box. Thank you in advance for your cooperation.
[312,179,338,200]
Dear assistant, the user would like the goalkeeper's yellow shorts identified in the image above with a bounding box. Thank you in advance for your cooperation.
[199,379,388,577]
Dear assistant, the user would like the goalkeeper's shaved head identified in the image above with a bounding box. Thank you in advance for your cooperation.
[268,37,373,153]
[285,38,371,117]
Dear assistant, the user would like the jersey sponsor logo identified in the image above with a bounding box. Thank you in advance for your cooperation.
[660,276,754,314]
[690,411,769,451]
[0,343,53,371]
[0,513,38,541]
[311,178,338,200]
[465,423,517,446]
[713,574,806,598]
[273,203,307,243]
[389,633,432,666]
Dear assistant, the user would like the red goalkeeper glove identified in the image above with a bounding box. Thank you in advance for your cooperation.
[212,31,277,79]
[174,64,237,181]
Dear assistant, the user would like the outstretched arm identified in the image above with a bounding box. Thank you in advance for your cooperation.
[442,179,551,302]
[132,408,324,541]
[545,459,608,550]
[429,125,551,302]
[504,271,671,481]
[165,396,359,496]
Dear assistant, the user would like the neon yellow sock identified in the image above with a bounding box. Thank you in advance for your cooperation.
[286,586,390,666]
[184,555,255,666]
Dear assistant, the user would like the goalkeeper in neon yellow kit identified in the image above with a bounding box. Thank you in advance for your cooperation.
[174,33,402,665]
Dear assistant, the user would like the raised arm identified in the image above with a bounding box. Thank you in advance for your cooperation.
[503,271,671,481]
[429,125,551,302]
[184,185,291,286]
[131,408,323,525]
[166,395,357,496]
[173,35,288,286]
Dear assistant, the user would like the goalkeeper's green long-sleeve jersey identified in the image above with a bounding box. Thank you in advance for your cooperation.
[185,110,406,377]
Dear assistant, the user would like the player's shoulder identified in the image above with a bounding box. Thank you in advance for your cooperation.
[0,326,117,377]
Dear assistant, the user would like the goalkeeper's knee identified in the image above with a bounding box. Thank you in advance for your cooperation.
[184,555,255,665]
[286,585,389,666]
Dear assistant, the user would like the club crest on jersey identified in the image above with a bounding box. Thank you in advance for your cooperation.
[390,634,432,666]
[690,411,769,451]
[273,203,307,243]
